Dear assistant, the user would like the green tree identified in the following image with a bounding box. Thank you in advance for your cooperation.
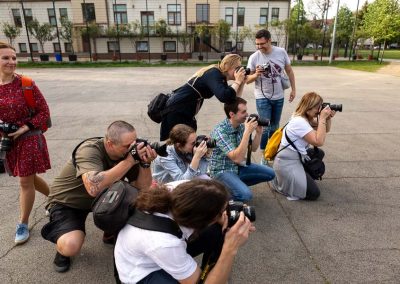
[214,20,231,52]
[123,20,145,59]
[231,26,253,52]
[27,19,55,53]
[59,18,75,54]
[336,6,354,57]
[155,19,172,56]
[1,23,21,46]
[195,23,209,56]
[80,23,102,55]
[178,31,193,55]
[363,0,400,62]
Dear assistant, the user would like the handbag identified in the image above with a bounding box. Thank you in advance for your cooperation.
[284,130,325,180]
[281,72,291,90]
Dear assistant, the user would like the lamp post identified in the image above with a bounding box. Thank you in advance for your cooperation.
[83,0,92,61]
[235,0,239,52]
[146,0,150,63]
[20,0,33,62]
[349,0,360,60]
[329,0,340,64]
[113,0,122,62]
[52,0,62,61]
[176,0,179,62]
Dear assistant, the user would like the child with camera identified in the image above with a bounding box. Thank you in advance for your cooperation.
[152,124,212,184]
[114,179,255,284]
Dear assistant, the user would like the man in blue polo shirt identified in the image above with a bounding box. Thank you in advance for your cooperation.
[210,97,275,201]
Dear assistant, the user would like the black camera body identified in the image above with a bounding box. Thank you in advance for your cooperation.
[227,200,256,227]
[0,122,19,134]
[128,138,167,168]
[195,135,216,148]
[322,103,342,112]
[235,66,251,76]
[248,114,270,127]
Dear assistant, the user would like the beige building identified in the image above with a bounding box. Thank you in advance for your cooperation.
[0,0,290,60]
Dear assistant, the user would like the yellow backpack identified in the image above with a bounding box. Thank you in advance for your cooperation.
[264,123,288,161]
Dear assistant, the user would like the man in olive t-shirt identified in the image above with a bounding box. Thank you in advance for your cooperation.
[42,121,157,273]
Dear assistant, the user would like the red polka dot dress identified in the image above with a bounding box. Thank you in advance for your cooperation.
[0,74,51,177]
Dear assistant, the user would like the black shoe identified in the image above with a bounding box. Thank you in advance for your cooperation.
[53,252,70,273]
[102,232,116,245]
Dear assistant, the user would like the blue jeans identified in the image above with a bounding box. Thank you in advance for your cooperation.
[215,163,275,201]
[256,98,284,150]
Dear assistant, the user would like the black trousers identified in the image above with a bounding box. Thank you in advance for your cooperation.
[304,173,321,200]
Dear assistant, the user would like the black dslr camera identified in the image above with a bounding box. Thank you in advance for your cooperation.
[227,200,256,227]
[0,123,19,159]
[247,114,270,127]
[322,103,342,112]
[195,135,216,148]
[128,138,167,168]
[235,66,251,76]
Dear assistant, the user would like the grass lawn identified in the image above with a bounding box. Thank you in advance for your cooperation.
[18,59,389,73]
[303,48,400,60]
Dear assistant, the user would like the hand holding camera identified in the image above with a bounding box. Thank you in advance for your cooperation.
[127,138,164,168]
[193,139,208,160]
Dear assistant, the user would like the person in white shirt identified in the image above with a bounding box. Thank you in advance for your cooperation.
[114,179,255,284]
[272,92,336,200]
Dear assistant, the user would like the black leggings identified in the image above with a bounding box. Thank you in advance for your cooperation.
[304,173,320,201]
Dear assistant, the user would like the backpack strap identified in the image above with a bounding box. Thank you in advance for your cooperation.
[284,129,302,161]
[21,75,35,114]
[127,208,183,239]
[71,137,103,168]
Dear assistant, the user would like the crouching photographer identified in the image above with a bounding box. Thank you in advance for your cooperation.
[115,179,255,284]
[272,92,339,201]
[153,124,214,184]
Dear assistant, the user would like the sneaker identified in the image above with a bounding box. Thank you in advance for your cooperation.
[53,252,70,273]
[15,223,29,245]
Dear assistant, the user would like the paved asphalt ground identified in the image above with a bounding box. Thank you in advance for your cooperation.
[0,66,399,284]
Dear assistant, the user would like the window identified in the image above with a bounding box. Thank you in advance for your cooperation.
[196,4,209,23]
[12,9,22,27]
[82,3,96,22]
[64,42,72,53]
[237,7,245,26]
[224,41,232,52]
[225,8,233,25]
[48,8,57,26]
[260,8,268,25]
[30,43,38,52]
[59,8,68,21]
[167,4,181,25]
[113,4,127,24]
[141,12,155,34]
[136,41,148,52]
[19,43,27,53]
[164,41,176,52]
[272,41,277,46]
[53,42,61,52]
[237,42,243,51]
[24,9,33,25]
[107,41,120,52]
[271,8,280,22]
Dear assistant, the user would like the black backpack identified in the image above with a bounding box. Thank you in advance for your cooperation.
[92,180,139,234]
[147,93,172,123]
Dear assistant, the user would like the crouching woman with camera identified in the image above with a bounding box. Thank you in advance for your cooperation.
[152,124,211,184]
[272,92,336,201]
[115,179,255,284]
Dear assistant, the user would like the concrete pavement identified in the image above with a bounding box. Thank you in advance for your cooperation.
[0,66,399,283]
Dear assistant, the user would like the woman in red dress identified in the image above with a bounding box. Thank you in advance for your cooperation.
[0,41,51,244]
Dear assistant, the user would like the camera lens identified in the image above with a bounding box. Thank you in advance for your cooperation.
[0,137,13,153]
[243,205,256,222]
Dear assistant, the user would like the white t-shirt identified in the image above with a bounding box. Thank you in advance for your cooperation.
[247,47,291,100]
[115,212,197,284]
[281,116,313,155]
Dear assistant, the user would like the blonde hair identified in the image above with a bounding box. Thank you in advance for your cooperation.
[192,54,242,78]
[294,92,323,119]
[0,41,15,51]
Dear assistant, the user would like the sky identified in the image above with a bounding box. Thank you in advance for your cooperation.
[302,0,375,18]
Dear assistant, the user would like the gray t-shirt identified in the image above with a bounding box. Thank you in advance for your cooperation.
[247,47,290,100]
[47,138,139,210]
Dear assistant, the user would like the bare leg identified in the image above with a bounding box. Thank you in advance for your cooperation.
[19,175,35,224]
[56,230,85,257]
[34,174,49,196]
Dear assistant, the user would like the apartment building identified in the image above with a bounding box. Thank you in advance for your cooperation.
[0,0,291,60]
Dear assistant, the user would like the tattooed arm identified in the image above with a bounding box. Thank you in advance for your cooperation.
[82,158,137,197]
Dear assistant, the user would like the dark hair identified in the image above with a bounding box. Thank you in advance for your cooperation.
[166,124,195,147]
[255,29,271,40]
[0,41,15,51]
[224,97,247,118]
[135,180,229,231]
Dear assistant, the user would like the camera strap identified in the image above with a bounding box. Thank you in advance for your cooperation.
[187,76,204,115]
